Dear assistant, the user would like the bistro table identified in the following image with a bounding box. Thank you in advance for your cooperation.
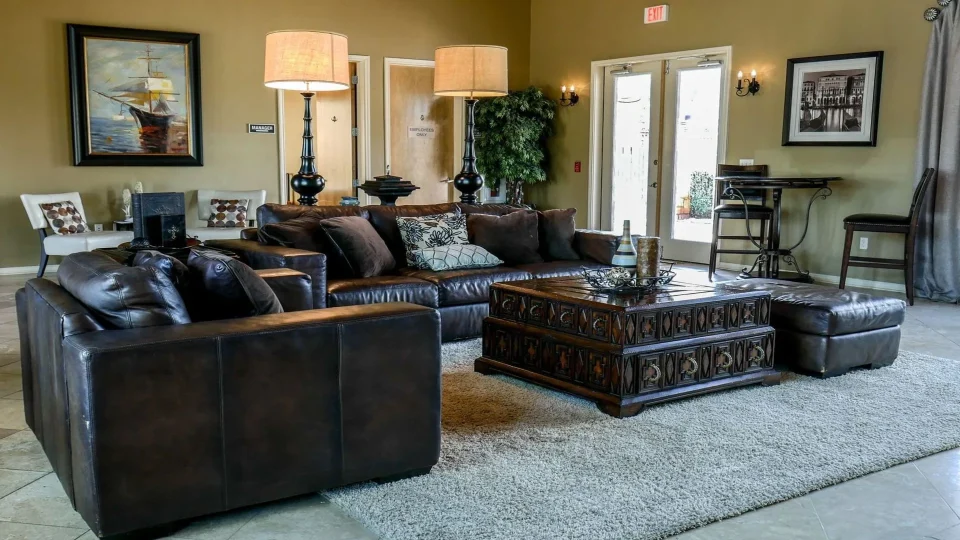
[714,176,842,282]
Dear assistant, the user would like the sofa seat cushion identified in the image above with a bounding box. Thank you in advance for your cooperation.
[399,267,533,307]
[514,260,606,279]
[717,279,906,336]
[327,276,439,308]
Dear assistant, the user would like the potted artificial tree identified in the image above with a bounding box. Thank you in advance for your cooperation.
[474,86,556,206]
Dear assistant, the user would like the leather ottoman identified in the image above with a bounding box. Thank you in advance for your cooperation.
[718,280,906,377]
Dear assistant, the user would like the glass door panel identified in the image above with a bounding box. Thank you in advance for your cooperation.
[659,58,725,263]
[600,63,661,234]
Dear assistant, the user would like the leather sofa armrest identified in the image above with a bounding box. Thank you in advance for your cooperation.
[574,230,644,265]
[240,228,259,241]
[255,268,313,311]
[205,239,327,308]
[61,303,440,537]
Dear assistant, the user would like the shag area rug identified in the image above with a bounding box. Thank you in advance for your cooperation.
[326,339,960,540]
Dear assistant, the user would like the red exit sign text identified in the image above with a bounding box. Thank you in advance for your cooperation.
[644,4,669,24]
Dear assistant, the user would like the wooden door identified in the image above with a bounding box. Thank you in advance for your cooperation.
[387,63,455,206]
[283,63,356,205]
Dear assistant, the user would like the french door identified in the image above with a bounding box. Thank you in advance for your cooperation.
[599,54,727,263]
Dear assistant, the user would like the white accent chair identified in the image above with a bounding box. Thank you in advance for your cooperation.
[21,193,134,278]
[188,189,268,241]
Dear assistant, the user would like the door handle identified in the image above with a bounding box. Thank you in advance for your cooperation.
[441,177,453,183]
[650,182,658,188]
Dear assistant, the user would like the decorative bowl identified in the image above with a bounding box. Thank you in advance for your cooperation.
[582,263,677,293]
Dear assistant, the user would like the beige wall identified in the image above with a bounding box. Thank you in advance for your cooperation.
[528,0,932,284]
[0,0,530,268]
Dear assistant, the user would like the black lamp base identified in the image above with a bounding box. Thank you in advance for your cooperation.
[453,171,484,205]
[291,172,326,206]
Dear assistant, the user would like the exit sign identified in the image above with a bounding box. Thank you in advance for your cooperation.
[644,4,669,24]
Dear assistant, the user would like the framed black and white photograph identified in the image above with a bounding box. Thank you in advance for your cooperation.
[481,179,507,204]
[782,51,883,147]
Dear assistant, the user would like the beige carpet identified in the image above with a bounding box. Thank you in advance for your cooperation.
[326,339,960,540]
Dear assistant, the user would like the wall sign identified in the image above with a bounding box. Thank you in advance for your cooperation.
[644,4,669,24]
[247,123,276,134]
[408,126,436,139]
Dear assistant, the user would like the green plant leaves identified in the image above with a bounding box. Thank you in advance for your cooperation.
[474,86,556,188]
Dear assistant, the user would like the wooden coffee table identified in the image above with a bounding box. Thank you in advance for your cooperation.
[476,277,780,418]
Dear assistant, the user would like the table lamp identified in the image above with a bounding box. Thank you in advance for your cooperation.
[264,30,349,205]
[434,45,508,205]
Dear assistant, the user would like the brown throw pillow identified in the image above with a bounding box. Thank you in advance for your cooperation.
[187,250,283,321]
[258,216,325,252]
[468,211,543,266]
[538,208,580,261]
[318,216,396,278]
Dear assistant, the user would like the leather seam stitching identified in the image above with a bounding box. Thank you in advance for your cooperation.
[63,311,431,353]
[217,337,228,510]
[337,324,345,484]
[64,340,102,531]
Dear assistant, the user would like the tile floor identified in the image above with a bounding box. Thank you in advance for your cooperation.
[0,269,958,540]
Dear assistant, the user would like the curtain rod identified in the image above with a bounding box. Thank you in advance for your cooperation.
[926,0,953,21]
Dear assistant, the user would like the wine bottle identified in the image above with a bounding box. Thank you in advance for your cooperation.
[611,220,638,275]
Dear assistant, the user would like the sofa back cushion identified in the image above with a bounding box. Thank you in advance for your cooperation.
[468,210,543,265]
[257,203,369,226]
[318,216,396,278]
[57,251,191,329]
[258,216,326,252]
[187,250,283,320]
[133,250,199,317]
[456,203,522,217]
[366,203,460,267]
[538,208,580,261]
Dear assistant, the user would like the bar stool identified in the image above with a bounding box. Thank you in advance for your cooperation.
[840,168,936,306]
[708,164,775,281]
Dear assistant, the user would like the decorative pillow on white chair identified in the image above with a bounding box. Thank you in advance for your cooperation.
[39,201,87,235]
[206,199,250,228]
[409,244,503,271]
[396,212,468,265]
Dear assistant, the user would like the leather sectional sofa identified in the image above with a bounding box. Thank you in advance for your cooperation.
[207,202,631,342]
[17,252,441,537]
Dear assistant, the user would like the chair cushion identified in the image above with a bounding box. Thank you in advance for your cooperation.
[133,250,198,318]
[39,201,88,234]
[538,209,580,261]
[256,203,369,226]
[714,204,774,216]
[42,231,134,256]
[57,251,191,329]
[318,216,396,278]
[843,214,910,226]
[410,244,503,271]
[514,260,606,279]
[187,249,283,321]
[399,266,533,306]
[468,210,543,266]
[327,276,439,308]
[717,279,906,336]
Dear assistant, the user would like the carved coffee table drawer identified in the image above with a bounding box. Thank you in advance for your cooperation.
[479,277,779,418]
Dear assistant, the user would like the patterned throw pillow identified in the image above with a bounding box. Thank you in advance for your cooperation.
[39,201,87,235]
[410,244,503,271]
[396,213,468,265]
[207,199,250,228]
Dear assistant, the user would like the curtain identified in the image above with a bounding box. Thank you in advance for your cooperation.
[915,2,960,303]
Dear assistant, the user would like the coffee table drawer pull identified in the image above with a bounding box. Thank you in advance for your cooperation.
[644,364,662,383]
[530,304,542,318]
[717,351,734,370]
[751,346,766,363]
[683,357,699,376]
[592,317,605,332]
[501,298,515,312]
[560,311,573,325]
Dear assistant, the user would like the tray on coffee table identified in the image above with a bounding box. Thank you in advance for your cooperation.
[476,277,781,418]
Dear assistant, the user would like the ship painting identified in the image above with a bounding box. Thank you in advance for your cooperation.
[69,25,203,165]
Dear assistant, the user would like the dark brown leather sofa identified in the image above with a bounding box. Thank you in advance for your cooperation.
[17,257,441,537]
[208,202,630,342]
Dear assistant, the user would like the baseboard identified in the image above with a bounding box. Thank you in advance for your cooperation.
[0,265,58,277]
[715,262,905,294]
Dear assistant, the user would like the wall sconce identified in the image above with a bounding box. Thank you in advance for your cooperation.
[560,85,579,107]
[736,70,761,97]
